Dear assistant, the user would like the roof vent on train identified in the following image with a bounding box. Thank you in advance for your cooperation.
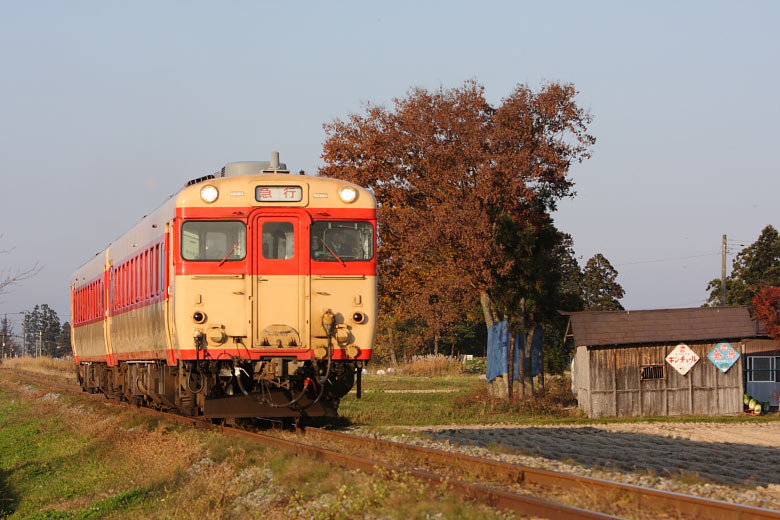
[220,151,290,177]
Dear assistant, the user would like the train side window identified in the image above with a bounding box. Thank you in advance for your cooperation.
[262,222,294,260]
[159,243,165,295]
[138,256,142,302]
[136,256,140,303]
[146,250,151,299]
[130,258,135,304]
[128,260,133,305]
[181,221,246,261]
[134,257,138,304]
[153,246,158,297]
[124,263,128,307]
[142,251,147,300]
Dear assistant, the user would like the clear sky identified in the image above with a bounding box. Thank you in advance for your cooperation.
[1,1,778,327]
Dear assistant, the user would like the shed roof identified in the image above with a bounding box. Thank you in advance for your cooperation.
[563,306,759,347]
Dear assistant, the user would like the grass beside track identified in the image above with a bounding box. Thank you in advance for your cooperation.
[0,372,513,520]
[340,373,780,427]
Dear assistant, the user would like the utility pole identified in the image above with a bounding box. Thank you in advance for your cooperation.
[22,311,26,357]
[1,314,5,360]
[38,330,42,358]
[721,234,727,305]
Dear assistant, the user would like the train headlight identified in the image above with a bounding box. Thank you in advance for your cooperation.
[200,185,219,203]
[338,186,357,203]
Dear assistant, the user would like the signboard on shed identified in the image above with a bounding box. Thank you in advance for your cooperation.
[665,344,700,376]
[707,342,740,373]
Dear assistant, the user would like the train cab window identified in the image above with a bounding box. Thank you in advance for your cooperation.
[311,221,373,262]
[262,222,294,260]
[181,221,246,261]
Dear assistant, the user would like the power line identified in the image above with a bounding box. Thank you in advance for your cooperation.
[614,251,720,267]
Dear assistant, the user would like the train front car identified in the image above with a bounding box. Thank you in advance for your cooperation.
[176,160,376,419]
[71,155,376,420]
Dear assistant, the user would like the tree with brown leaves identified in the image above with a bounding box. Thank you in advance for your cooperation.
[320,79,594,354]
[752,286,780,341]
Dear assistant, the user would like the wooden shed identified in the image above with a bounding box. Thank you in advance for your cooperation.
[564,307,758,418]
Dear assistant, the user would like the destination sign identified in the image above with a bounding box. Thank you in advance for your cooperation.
[255,185,302,202]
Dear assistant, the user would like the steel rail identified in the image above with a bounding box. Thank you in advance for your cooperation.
[296,426,780,520]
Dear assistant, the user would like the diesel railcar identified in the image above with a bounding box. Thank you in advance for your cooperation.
[71,153,376,418]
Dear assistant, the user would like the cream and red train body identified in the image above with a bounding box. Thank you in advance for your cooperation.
[71,155,376,418]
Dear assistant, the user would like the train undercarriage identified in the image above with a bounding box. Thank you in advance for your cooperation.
[76,358,360,419]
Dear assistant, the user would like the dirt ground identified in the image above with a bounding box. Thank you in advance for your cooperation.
[417,422,780,487]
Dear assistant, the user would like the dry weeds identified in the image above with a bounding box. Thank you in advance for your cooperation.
[396,354,465,376]
[3,356,76,383]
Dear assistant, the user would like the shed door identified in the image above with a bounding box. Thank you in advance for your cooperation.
[251,211,310,349]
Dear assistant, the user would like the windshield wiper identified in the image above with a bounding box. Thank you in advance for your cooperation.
[322,241,346,267]
[218,242,240,266]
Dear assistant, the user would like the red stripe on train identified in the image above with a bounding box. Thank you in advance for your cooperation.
[75,348,372,363]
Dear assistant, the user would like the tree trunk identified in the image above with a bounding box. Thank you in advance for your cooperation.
[479,290,500,327]
[535,321,545,396]
[434,333,440,356]
[507,334,515,401]
[518,298,526,397]
[526,323,536,396]
[537,340,545,396]
[389,328,398,367]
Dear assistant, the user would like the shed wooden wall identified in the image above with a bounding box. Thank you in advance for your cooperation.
[575,342,742,418]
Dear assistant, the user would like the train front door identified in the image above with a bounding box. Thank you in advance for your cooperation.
[251,210,310,350]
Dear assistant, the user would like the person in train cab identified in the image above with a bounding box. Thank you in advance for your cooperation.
[330,229,359,258]
[330,230,347,255]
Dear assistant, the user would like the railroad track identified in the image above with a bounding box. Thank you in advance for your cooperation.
[4,368,780,520]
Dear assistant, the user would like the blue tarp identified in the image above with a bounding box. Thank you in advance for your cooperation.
[485,319,543,382]
[486,320,513,382]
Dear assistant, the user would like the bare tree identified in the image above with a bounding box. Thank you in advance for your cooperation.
[0,238,42,297]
